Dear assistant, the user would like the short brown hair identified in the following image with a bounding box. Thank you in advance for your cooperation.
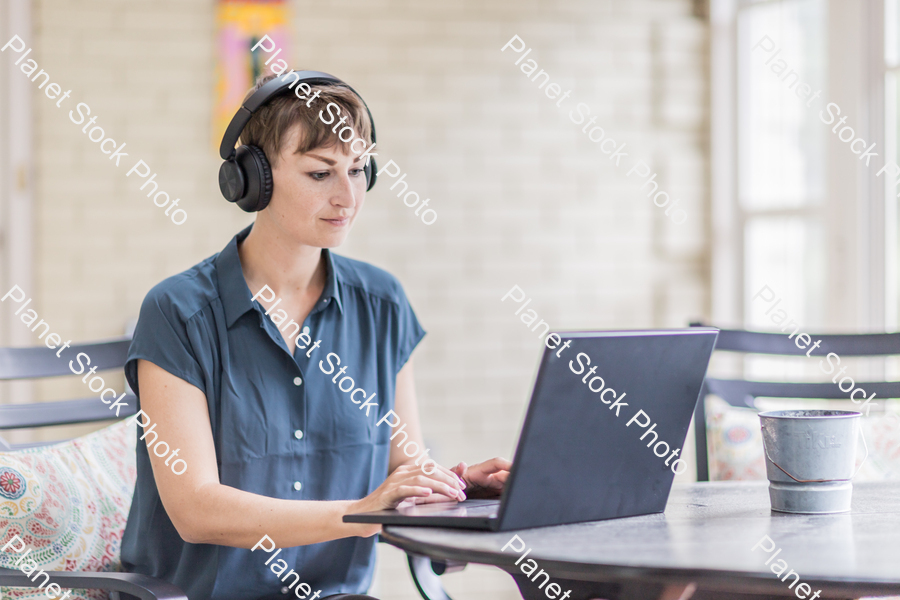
[239,73,373,167]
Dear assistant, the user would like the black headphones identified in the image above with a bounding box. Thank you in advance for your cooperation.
[218,70,378,213]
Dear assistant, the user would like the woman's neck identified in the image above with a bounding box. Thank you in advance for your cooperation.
[238,218,326,300]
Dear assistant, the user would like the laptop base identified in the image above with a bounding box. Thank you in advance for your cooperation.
[344,499,500,530]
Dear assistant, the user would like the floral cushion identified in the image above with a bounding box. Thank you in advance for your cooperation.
[0,420,136,599]
[705,396,900,482]
[705,396,768,481]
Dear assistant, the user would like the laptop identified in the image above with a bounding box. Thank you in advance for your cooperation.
[344,328,718,531]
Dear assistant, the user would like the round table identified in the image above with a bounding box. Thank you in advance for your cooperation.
[381,480,900,600]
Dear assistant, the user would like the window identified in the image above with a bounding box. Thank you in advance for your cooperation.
[739,0,828,334]
[887,0,900,331]
[712,0,888,340]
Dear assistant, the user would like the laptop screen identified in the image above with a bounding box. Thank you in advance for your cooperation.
[497,328,718,530]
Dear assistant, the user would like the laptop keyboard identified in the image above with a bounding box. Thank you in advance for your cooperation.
[459,503,499,517]
[397,499,500,518]
[454,504,500,518]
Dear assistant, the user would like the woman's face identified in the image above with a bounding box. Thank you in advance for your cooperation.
[261,123,368,248]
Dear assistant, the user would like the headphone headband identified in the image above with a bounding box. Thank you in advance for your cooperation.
[218,69,378,212]
[218,70,376,160]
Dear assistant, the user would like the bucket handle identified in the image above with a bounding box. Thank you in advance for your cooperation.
[762,426,869,483]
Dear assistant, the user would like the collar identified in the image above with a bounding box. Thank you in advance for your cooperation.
[318,249,344,316]
[216,224,344,328]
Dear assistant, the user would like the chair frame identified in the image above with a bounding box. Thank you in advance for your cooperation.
[690,324,900,481]
[0,338,457,600]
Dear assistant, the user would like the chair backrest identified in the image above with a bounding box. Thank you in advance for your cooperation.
[690,323,900,481]
[0,336,136,450]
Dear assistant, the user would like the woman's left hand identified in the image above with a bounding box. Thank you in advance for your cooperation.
[450,457,512,499]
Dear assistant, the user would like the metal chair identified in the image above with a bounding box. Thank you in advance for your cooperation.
[0,337,457,600]
[689,323,900,481]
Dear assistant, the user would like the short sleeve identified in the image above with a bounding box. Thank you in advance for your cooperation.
[125,284,207,398]
[394,289,426,372]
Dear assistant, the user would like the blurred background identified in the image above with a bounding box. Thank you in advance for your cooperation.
[1,0,898,598]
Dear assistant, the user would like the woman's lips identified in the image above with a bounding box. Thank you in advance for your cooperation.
[323,217,350,227]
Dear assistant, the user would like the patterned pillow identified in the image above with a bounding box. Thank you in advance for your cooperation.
[0,420,136,600]
[705,396,900,482]
[857,411,900,480]
[705,396,768,481]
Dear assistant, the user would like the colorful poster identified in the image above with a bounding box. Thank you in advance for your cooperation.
[213,0,291,150]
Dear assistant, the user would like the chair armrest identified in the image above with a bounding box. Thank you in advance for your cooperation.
[428,558,467,576]
[0,569,188,600]
[377,533,464,600]
[407,553,467,600]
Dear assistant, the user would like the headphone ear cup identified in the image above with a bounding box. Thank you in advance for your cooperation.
[233,145,274,212]
[219,159,246,203]
[365,157,377,191]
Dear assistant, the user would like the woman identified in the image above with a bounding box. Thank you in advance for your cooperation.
[121,72,510,600]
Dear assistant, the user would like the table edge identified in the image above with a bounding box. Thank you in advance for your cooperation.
[381,527,900,597]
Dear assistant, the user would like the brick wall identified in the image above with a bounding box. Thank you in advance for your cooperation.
[26,0,709,597]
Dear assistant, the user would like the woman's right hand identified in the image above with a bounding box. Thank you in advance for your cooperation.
[347,461,467,529]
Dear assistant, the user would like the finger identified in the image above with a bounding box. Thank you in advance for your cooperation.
[469,467,511,492]
[410,493,450,506]
[477,471,507,491]
[456,462,469,486]
[433,462,467,488]
[491,470,510,485]
[412,494,440,505]
[397,496,419,509]
[411,475,466,500]
[418,490,461,504]
[388,485,433,507]
[396,461,462,490]
[478,457,513,473]
[414,463,466,491]
[446,462,468,488]
[433,478,467,500]
[392,469,462,501]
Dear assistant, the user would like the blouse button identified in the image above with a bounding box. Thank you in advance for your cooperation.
[280,586,289,594]
[294,430,303,440]
[302,326,310,335]
[293,377,302,386]
[293,481,302,491]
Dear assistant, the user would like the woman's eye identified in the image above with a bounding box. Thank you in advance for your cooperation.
[350,169,364,177]
[310,172,329,181]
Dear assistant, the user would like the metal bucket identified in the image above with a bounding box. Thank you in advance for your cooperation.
[758,409,867,514]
